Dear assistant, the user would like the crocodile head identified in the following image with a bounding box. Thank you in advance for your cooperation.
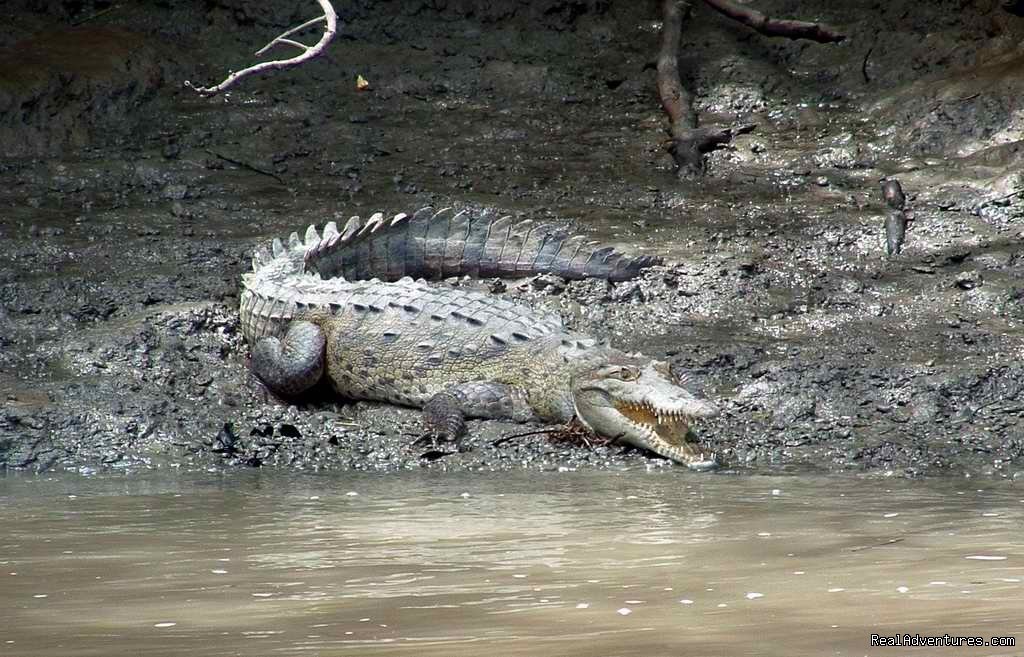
[572,359,719,470]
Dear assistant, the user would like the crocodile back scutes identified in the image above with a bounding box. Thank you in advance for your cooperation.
[300,206,662,283]
[240,224,569,347]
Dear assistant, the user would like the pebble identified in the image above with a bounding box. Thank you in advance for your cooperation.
[880,179,906,209]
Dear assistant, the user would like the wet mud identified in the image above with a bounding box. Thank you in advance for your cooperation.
[3,0,1024,478]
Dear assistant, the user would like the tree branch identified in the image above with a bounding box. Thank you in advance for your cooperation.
[656,0,756,179]
[657,0,697,135]
[186,0,339,97]
[702,0,845,43]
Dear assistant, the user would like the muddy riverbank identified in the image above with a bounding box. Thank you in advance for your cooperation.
[3,0,1024,477]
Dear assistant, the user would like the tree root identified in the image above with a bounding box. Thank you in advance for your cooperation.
[664,125,757,179]
[656,0,844,179]
[657,1,757,178]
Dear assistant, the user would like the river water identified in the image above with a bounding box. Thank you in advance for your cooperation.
[1,470,1021,657]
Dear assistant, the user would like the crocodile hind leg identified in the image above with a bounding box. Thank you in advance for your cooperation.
[422,381,537,448]
[250,321,326,397]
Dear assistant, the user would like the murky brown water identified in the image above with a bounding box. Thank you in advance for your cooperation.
[1,470,1021,657]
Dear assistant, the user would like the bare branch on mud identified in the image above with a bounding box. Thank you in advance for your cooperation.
[655,0,842,178]
[702,0,846,43]
[72,3,121,27]
[492,418,606,449]
[657,1,697,136]
[186,0,338,97]
[205,149,286,184]
[657,0,756,179]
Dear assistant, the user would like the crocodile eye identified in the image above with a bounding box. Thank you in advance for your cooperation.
[616,366,640,381]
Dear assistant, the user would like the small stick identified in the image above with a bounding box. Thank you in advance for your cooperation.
[255,15,332,56]
[72,3,120,26]
[861,46,873,84]
[206,149,286,184]
[702,0,846,43]
[186,0,338,97]
[491,429,559,448]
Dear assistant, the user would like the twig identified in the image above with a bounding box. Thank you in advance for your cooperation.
[491,428,559,448]
[861,46,873,84]
[702,0,846,43]
[72,3,121,27]
[186,0,338,97]
[206,149,286,184]
[255,15,332,56]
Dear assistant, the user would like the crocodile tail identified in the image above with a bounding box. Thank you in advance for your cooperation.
[302,206,662,282]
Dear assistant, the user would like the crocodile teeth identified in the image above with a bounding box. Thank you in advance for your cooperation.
[391,212,408,226]
[323,221,339,239]
[271,238,285,257]
[305,225,320,245]
[288,231,301,250]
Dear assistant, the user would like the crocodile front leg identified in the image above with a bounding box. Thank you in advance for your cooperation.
[422,381,537,443]
[251,321,326,397]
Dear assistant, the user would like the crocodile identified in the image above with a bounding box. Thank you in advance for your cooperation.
[239,206,719,469]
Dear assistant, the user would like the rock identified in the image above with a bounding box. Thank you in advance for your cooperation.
[530,274,566,294]
[880,179,906,209]
[954,270,983,290]
[162,184,189,201]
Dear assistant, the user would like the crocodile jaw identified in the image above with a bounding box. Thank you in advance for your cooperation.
[573,360,719,470]
[613,400,718,471]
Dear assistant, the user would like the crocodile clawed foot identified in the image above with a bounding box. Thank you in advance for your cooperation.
[412,432,439,448]
[421,392,468,445]
[412,431,453,448]
[413,430,471,453]
[412,430,465,462]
